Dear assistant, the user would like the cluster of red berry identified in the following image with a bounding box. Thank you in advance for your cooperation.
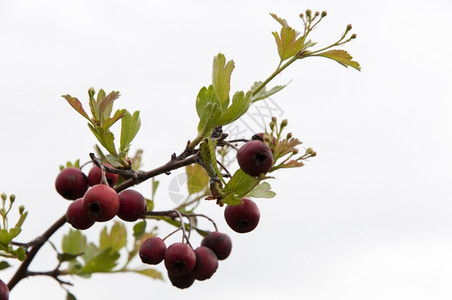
[55,166,146,229]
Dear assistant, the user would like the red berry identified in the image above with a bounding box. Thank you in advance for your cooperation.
[224,198,260,233]
[87,164,118,187]
[82,185,119,222]
[201,231,232,260]
[237,140,273,177]
[117,190,146,222]
[0,279,9,300]
[164,243,196,276]
[168,272,195,289]
[139,237,166,265]
[191,246,218,281]
[66,198,95,230]
[55,167,88,200]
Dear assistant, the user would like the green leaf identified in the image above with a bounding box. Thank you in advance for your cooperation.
[272,26,305,61]
[270,13,290,27]
[222,169,259,205]
[196,101,222,138]
[251,81,288,102]
[81,242,100,263]
[61,95,91,122]
[88,89,100,123]
[82,248,120,273]
[133,268,163,280]
[120,110,141,153]
[14,247,26,261]
[8,227,21,240]
[316,49,361,71]
[66,291,77,300]
[146,198,154,212]
[0,261,11,270]
[88,124,117,155]
[58,252,83,262]
[199,140,223,183]
[218,91,252,126]
[0,229,11,246]
[212,53,234,110]
[101,109,128,131]
[247,181,276,198]
[185,164,209,195]
[98,91,120,122]
[62,229,87,255]
[99,222,127,252]
[133,221,147,240]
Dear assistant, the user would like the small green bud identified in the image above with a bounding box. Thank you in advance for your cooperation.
[321,11,327,18]
[314,11,320,17]
[305,9,312,18]
[346,24,353,31]
[281,119,288,128]
[286,132,293,139]
[292,148,299,155]
[88,87,96,97]
[19,205,25,214]
[350,33,357,40]
[299,13,304,19]
[271,116,277,123]
[9,194,15,203]
[0,193,6,201]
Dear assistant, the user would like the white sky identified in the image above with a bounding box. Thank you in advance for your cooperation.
[1,0,452,299]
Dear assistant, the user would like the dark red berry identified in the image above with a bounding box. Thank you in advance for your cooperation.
[66,198,95,230]
[0,279,9,300]
[139,237,166,265]
[191,246,218,281]
[164,242,196,276]
[55,167,88,200]
[201,231,232,260]
[237,140,273,176]
[82,184,119,222]
[168,272,195,289]
[87,164,118,187]
[224,198,260,233]
[117,189,146,222]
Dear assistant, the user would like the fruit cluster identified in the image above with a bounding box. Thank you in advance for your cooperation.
[56,165,146,230]
[139,231,232,289]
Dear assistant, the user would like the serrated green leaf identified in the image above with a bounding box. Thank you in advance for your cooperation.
[223,169,259,203]
[61,95,91,122]
[196,101,222,138]
[133,220,147,240]
[270,13,290,27]
[316,49,361,71]
[247,181,276,198]
[272,26,305,61]
[98,91,120,122]
[196,85,215,119]
[212,53,234,110]
[101,109,128,131]
[88,89,100,123]
[218,91,252,125]
[62,229,87,255]
[120,110,141,153]
[81,242,99,263]
[99,222,127,252]
[185,164,209,195]
[0,261,11,270]
[133,268,163,280]
[82,248,120,273]
[88,124,117,155]
[251,81,288,102]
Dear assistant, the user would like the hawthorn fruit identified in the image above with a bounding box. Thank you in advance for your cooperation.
[82,184,119,222]
[55,167,88,200]
[139,237,166,265]
[191,246,218,281]
[164,242,196,276]
[0,279,8,300]
[66,198,95,230]
[168,272,195,289]
[201,231,232,260]
[117,189,146,222]
[87,164,118,187]
[237,140,273,177]
[224,198,260,233]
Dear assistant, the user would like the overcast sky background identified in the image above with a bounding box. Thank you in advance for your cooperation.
[1,0,452,299]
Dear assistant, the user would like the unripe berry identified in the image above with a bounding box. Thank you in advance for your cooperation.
[201,231,232,260]
[224,198,260,233]
[55,167,88,200]
[0,279,8,300]
[237,140,273,176]
[117,190,146,222]
[168,272,195,289]
[164,243,196,276]
[87,164,118,187]
[191,246,218,281]
[82,184,119,222]
[139,237,166,265]
[66,198,95,230]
